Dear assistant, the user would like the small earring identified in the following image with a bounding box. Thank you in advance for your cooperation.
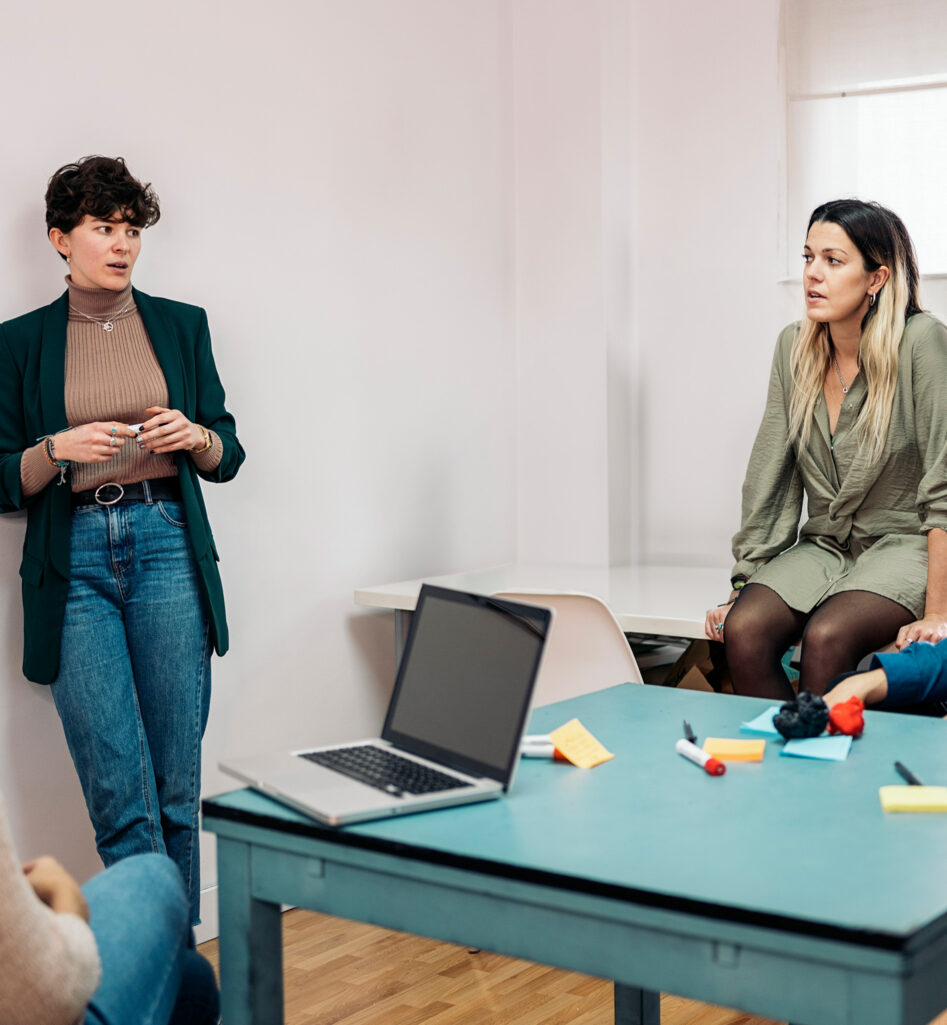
[868,292,876,307]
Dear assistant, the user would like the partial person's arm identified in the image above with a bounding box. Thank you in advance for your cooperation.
[0,797,101,1025]
[0,324,34,512]
[0,322,141,501]
[708,327,803,641]
[823,668,889,708]
[896,527,947,647]
[23,856,89,919]
[189,308,244,483]
[825,637,947,709]
[900,317,947,646]
[123,308,243,479]
[730,326,805,584]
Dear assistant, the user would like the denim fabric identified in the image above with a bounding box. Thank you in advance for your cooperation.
[50,495,212,923]
[83,853,219,1025]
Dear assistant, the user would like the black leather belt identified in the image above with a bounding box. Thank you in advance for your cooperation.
[71,477,182,508]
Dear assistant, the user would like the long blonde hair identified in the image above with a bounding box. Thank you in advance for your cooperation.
[788,200,921,463]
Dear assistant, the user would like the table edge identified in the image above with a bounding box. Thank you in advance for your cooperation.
[203,794,940,954]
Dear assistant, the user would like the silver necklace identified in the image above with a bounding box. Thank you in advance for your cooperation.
[69,301,133,332]
[832,352,859,394]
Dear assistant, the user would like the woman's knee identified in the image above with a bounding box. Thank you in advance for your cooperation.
[88,853,188,933]
[800,612,848,661]
[128,852,187,908]
[724,603,779,661]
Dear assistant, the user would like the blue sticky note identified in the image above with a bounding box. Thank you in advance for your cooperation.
[781,735,852,761]
[740,706,782,735]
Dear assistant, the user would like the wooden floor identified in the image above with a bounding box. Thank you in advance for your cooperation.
[200,908,785,1025]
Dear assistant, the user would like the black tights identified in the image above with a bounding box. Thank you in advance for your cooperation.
[724,584,914,701]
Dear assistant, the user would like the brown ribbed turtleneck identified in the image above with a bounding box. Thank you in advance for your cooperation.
[20,278,222,497]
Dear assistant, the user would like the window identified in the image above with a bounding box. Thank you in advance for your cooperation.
[782,0,947,275]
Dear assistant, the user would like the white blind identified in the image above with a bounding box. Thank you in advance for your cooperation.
[786,0,947,96]
[783,0,947,273]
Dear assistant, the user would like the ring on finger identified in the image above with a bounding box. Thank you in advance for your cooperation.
[714,622,723,631]
[109,436,117,448]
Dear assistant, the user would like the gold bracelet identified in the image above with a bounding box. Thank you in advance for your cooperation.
[190,425,212,454]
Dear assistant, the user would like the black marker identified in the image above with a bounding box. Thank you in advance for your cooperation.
[895,761,923,786]
[682,720,698,745]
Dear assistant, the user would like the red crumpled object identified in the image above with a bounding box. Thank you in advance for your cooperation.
[827,696,865,738]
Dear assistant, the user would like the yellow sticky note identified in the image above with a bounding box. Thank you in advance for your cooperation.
[879,785,947,812]
[702,738,766,762]
[548,718,614,769]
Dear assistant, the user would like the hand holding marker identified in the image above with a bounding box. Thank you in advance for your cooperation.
[676,720,726,777]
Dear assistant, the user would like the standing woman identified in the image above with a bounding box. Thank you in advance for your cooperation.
[0,156,244,923]
[705,200,947,700]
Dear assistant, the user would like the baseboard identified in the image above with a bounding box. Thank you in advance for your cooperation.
[194,884,219,944]
[193,886,294,945]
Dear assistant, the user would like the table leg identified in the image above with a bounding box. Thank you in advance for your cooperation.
[615,983,660,1025]
[217,837,285,1025]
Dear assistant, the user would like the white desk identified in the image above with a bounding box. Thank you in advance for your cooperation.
[355,563,730,658]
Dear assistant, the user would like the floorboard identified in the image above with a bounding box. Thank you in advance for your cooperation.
[199,908,792,1025]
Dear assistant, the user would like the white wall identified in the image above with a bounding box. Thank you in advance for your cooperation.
[628,0,786,567]
[513,0,605,565]
[508,0,788,569]
[0,0,518,931]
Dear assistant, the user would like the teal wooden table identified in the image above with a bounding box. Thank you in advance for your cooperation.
[202,685,947,1025]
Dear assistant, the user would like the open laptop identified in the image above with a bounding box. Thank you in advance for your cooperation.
[220,584,552,826]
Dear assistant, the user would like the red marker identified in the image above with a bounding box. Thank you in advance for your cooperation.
[520,735,568,761]
[676,738,725,776]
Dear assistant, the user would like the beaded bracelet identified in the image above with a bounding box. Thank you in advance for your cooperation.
[39,434,70,485]
[41,437,59,468]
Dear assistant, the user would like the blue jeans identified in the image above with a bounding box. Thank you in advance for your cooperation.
[51,495,212,923]
[84,853,219,1025]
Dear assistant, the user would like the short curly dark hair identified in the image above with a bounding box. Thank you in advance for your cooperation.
[45,156,160,251]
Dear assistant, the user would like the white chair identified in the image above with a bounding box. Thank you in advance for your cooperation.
[492,591,643,707]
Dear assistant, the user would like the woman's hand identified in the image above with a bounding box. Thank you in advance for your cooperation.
[705,599,736,642]
[51,422,137,464]
[823,667,889,708]
[137,406,203,454]
[23,856,89,921]
[895,616,947,650]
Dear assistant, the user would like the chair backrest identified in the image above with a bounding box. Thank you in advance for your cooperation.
[492,591,643,707]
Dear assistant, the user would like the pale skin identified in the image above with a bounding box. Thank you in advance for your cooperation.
[22,856,89,920]
[46,214,208,463]
[706,220,947,646]
[823,668,889,708]
[824,663,947,719]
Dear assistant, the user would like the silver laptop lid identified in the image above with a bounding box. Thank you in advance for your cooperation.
[382,585,551,786]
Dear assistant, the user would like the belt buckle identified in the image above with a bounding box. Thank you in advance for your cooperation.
[94,483,124,506]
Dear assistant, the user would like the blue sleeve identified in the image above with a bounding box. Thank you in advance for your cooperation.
[871,639,947,707]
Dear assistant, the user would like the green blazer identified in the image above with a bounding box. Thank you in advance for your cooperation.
[0,289,245,684]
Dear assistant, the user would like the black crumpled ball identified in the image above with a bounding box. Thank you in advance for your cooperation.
[772,691,829,740]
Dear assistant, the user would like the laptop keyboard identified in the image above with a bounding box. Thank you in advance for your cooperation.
[299,745,473,797]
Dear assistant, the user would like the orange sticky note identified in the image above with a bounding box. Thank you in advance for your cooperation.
[548,718,614,768]
[702,738,766,762]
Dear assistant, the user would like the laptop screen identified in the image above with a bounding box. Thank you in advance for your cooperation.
[382,585,551,784]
